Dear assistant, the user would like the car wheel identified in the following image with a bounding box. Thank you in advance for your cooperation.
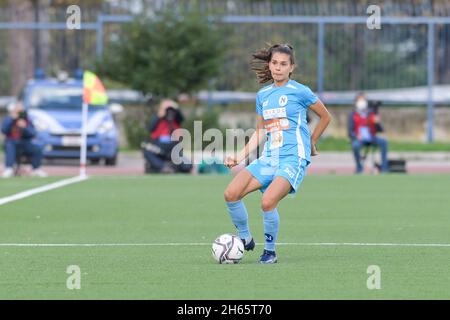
[105,155,117,166]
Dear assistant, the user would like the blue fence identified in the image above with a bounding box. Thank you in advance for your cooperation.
[1,14,450,142]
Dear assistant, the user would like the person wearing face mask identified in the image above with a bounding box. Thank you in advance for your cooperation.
[348,92,389,174]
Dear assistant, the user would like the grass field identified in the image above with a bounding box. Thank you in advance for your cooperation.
[317,137,450,152]
[0,174,450,299]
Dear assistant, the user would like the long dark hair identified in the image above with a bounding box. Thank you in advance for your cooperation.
[251,43,296,84]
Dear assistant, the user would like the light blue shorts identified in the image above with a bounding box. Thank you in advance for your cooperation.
[246,156,308,194]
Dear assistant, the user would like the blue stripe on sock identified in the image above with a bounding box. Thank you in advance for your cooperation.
[262,208,279,251]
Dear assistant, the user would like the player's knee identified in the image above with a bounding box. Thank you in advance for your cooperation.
[261,197,277,212]
[224,188,241,202]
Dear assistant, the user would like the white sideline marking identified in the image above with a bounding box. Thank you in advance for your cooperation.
[0,242,449,248]
[0,175,88,206]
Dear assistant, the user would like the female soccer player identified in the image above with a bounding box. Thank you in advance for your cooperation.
[224,43,331,264]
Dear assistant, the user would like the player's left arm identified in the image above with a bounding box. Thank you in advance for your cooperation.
[309,99,332,156]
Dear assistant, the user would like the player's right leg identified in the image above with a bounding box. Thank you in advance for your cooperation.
[224,168,262,202]
[224,168,262,251]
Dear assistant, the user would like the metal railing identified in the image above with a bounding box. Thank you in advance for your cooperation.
[1,14,450,142]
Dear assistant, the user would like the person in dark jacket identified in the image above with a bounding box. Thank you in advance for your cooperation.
[143,99,192,173]
[348,93,389,174]
[1,102,47,178]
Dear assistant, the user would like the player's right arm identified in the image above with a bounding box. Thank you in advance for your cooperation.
[225,115,265,168]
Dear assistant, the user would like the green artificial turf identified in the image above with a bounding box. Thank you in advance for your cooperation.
[0,174,449,299]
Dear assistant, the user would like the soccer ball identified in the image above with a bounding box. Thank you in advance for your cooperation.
[211,234,245,264]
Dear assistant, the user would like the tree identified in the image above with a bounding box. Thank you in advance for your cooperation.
[7,0,35,95]
[97,9,226,99]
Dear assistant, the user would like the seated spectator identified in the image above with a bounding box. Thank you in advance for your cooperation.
[348,93,389,174]
[142,99,192,173]
[1,101,47,178]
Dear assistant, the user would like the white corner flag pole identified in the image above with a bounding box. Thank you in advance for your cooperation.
[80,102,88,177]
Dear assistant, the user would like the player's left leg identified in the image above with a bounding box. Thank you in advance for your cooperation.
[258,176,292,264]
[258,158,308,263]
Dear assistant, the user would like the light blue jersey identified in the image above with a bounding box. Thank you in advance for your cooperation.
[256,79,318,164]
[230,79,319,258]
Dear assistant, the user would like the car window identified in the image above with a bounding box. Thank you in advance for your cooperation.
[28,86,106,110]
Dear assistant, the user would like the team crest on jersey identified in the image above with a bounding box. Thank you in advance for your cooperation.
[279,95,288,107]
